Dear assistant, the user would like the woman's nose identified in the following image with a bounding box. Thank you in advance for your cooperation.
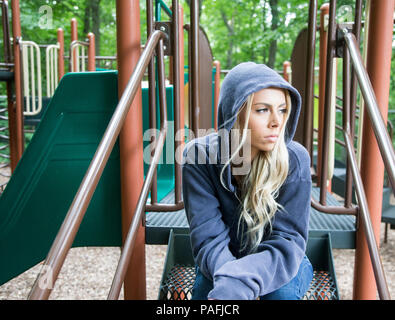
[270,112,280,127]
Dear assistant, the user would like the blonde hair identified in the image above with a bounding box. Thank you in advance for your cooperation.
[220,89,292,253]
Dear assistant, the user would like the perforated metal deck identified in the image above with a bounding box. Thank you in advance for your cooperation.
[146,187,356,248]
[159,230,340,301]
[159,265,339,300]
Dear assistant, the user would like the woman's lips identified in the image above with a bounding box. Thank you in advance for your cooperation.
[264,135,278,142]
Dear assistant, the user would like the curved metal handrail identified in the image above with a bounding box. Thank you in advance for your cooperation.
[341,28,392,300]
[28,30,167,300]
[342,29,395,194]
[69,40,89,72]
[107,37,168,300]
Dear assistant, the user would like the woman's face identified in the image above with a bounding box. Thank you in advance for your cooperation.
[240,88,288,160]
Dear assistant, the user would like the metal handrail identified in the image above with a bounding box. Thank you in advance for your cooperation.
[28,29,167,300]
[107,35,168,300]
[343,132,390,299]
[341,28,392,300]
[342,29,395,194]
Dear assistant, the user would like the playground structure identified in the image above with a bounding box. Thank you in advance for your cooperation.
[0,0,394,300]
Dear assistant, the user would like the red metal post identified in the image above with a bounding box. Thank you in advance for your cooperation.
[317,3,329,189]
[57,28,64,80]
[353,0,394,300]
[87,32,96,71]
[213,60,220,131]
[10,0,23,169]
[282,60,291,83]
[178,4,185,144]
[116,0,146,300]
[70,18,78,72]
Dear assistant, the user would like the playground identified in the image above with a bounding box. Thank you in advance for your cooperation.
[0,0,395,300]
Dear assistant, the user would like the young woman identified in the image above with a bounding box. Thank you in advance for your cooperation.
[182,62,313,300]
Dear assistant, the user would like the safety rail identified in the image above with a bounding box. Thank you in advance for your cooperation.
[341,28,392,299]
[20,40,42,116]
[107,0,183,299]
[107,40,167,299]
[46,43,60,96]
[305,0,391,299]
[70,33,95,73]
[70,40,88,72]
[1,0,12,65]
[342,30,395,194]
[28,29,168,300]
[145,0,184,210]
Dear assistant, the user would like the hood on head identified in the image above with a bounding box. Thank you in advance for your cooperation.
[217,62,302,144]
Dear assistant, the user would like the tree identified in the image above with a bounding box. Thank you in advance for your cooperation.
[267,0,278,68]
[83,0,101,55]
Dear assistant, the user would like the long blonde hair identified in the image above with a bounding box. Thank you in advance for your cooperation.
[220,89,292,253]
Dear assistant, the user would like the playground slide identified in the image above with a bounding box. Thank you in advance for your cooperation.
[0,71,123,286]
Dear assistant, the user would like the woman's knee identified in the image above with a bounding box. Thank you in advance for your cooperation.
[260,255,313,300]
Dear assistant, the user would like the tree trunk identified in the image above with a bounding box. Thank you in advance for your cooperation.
[267,0,278,68]
[91,0,101,56]
[83,1,90,35]
[83,0,101,55]
[220,8,234,69]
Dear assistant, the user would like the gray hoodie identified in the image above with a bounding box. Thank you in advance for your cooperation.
[182,62,312,300]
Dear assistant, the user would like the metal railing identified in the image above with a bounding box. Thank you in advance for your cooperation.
[70,40,89,72]
[306,0,391,299]
[341,28,392,299]
[46,43,60,97]
[20,40,42,116]
[342,30,395,194]
[28,29,168,300]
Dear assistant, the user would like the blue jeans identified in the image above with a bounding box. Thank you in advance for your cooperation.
[192,255,313,300]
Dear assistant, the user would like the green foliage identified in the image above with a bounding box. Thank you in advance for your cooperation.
[1,1,393,107]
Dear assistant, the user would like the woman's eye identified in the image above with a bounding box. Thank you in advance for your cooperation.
[257,108,268,113]
[279,108,288,114]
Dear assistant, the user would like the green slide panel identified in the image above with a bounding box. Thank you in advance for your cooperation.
[0,71,123,285]
[142,85,175,201]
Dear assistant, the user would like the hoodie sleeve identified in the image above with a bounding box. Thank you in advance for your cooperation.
[182,154,236,280]
[208,142,311,300]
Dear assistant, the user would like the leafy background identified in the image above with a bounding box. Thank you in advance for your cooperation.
[0,0,394,161]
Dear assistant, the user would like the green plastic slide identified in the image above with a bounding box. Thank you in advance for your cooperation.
[0,71,122,285]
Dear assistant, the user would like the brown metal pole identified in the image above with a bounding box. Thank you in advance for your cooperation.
[11,0,24,167]
[282,60,291,83]
[116,0,146,300]
[320,0,337,205]
[70,18,78,72]
[317,3,329,192]
[4,0,16,172]
[190,0,199,136]
[108,35,168,300]
[146,0,158,205]
[343,40,353,208]
[345,0,363,209]
[303,0,317,159]
[353,0,394,300]
[87,32,96,71]
[2,0,17,172]
[57,28,64,80]
[176,3,185,168]
[172,0,182,203]
[213,60,220,131]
